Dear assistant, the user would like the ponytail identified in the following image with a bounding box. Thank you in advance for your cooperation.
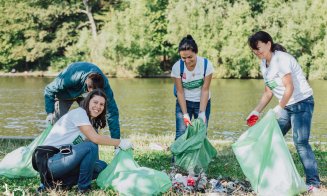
[272,43,286,52]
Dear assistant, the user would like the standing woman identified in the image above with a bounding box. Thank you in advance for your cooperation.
[246,31,320,190]
[40,89,133,193]
[171,35,214,140]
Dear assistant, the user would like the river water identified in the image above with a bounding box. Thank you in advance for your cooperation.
[0,77,326,142]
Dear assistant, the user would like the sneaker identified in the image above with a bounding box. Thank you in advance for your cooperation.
[36,184,46,193]
[306,185,322,194]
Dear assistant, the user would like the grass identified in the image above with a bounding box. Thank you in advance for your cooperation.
[0,134,326,195]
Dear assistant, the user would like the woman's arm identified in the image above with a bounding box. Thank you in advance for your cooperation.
[199,74,212,112]
[254,86,274,113]
[279,73,294,108]
[79,125,120,146]
[175,78,187,114]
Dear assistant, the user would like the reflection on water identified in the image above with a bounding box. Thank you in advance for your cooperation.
[0,77,326,142]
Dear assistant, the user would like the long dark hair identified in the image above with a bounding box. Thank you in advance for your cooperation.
[81,89,107,129]
[248,31,286,52]
[178,34,198,53]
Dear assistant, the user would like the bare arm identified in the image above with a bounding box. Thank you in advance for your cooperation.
[254,74,293,113]
[254,86,274,113]
[279,73,294,108]
[79,125,120,146]
[175,78,187,114]
[200,74,213,112]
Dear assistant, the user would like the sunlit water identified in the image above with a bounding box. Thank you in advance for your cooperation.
[0,77,326,142]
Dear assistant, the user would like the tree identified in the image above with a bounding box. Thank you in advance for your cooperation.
[81,0,98,40]
[0,0,83,71]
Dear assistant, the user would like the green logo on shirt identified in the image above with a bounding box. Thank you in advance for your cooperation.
[183,79,204,90]
[265,80,278,90]
[72,135,84,145]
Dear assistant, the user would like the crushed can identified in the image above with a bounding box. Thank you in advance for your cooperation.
[187,176,195,186]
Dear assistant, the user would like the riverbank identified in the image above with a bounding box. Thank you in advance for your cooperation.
[0,134,326,195]
[0,71,57,77]
[0,71,172,78]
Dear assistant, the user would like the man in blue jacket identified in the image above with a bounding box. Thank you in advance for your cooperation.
[44,62,120,139]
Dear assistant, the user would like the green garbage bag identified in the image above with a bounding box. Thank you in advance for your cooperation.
[96,149,172,195]
[232,110,306,196]
[0,125,52,178]
[171,119,217,174]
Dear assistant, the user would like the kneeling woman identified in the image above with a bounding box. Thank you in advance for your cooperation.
[41,89,133,192]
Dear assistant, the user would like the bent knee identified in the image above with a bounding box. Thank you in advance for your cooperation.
[82,141,99,153]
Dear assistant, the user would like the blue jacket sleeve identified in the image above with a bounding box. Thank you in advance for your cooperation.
[44,71,84,114]
[44,77,65,114]
[104,82,120,139]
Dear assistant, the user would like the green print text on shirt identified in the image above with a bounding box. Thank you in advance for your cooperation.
[182,79,204,90]
[265,80,278,90]
[73,135,84,145]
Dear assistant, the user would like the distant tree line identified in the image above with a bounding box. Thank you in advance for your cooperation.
[0,0,326,79]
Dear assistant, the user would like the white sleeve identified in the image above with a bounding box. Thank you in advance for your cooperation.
[205,59,214,76]
[71,108,92,127]
[171,61,181,78]
[277,53,291,77]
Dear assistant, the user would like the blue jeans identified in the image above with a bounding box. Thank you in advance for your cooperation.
[278,96,320,186]
[47,141,107,191]
[175,99,211,140]
[53,99,83,123]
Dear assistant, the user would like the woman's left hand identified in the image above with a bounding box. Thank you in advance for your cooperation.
[119,139,134,150]
[198,112,206,124]
[273,105,283,119]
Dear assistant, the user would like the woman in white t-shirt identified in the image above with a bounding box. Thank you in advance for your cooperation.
[171,35,214,140]
[40,89,133,193]
[246,31,320,190]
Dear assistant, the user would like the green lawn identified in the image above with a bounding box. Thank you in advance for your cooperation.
[0,134,326,195]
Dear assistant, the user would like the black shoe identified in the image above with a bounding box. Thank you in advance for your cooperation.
[36,184,46,194]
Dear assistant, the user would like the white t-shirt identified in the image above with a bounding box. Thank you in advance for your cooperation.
[260,51,313,105]
[43,107,92,147]
[171,56,214,102]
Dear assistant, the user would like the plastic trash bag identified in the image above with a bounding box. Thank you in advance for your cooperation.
[96,149,172,195]
[0,125,52,178]
[171,119,217,174]
[232,110,306,196]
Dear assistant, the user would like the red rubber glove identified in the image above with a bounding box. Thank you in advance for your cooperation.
[246,110,259,127]
[183,113,192,126]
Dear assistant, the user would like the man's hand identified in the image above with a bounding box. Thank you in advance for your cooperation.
[198,112,206,124]
[183,113,192,126]
[273,105,283,119]
[246,110,259,127]
[118,139,134,150]
[46,113,54,125]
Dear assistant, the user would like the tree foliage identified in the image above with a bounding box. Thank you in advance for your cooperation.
[0,0,326,79]
[0,0,81,71]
